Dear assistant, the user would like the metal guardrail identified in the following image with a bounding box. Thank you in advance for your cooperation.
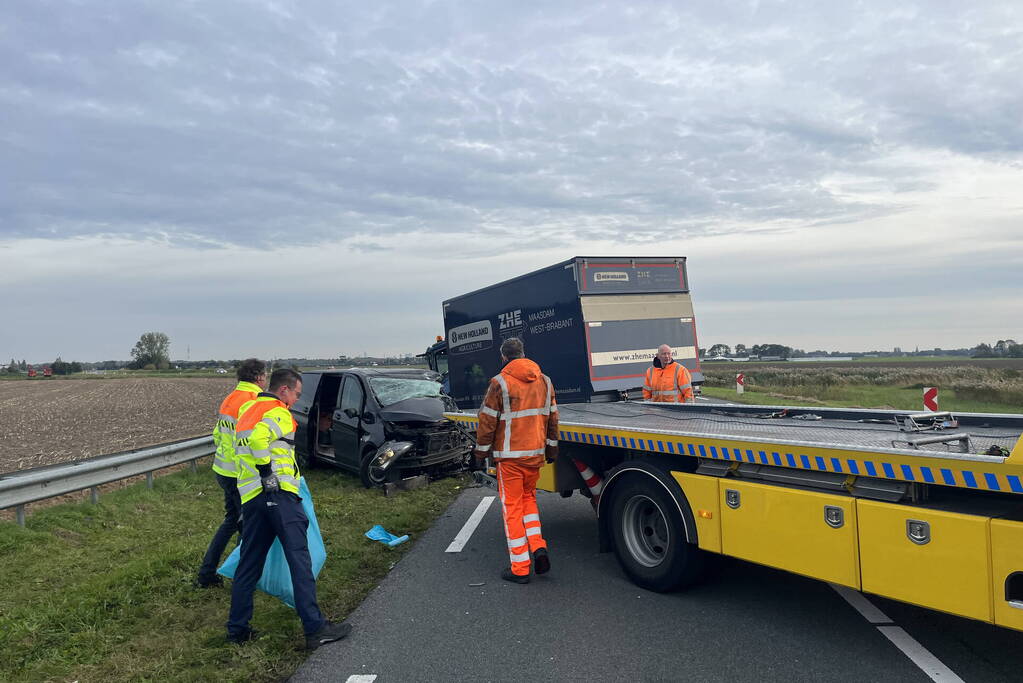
[0,436,215,526]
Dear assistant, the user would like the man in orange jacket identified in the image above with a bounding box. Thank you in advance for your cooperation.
[643,344,695,403]
[475,337,559,584]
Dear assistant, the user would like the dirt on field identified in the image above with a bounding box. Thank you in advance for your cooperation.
[0,377,235,474]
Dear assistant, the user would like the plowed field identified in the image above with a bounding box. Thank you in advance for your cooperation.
[0,378,235,474]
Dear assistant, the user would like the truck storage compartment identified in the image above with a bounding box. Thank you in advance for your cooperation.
[719,479,860,588]
[672,472,722,553]
[990,518,1023,629]
[858,499,992,622]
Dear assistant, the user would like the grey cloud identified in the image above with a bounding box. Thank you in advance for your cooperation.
[1,0,1021,249]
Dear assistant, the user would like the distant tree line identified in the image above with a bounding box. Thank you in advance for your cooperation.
[972,340,1022,358]
[700,341,1023,360]
[4,359,29,374]
[703,343,796,359]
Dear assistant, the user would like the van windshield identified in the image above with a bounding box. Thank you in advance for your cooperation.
[369,377,442,407]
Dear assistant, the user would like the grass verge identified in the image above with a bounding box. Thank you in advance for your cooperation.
[702,385,1022,413]
[0,465,466,682]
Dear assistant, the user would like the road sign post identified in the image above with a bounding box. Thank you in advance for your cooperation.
[736,373,745,395]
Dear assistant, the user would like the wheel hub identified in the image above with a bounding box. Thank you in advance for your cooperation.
[621,494,670,568]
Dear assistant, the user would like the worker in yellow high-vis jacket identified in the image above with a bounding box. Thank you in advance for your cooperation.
[226,368,352,650]
[196,358,267,588]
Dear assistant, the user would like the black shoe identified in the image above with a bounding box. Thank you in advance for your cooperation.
[226,628,258,644]
[195,574,224,588]
[305,620,352,650]
[501,568,530,584]
[533,548,551,575]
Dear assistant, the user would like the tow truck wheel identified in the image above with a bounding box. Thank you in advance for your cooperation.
[608,474,704,592]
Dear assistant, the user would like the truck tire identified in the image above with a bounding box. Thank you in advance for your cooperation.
[608,474,705,592]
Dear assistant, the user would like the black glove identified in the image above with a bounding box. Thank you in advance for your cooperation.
[261,474,280,493]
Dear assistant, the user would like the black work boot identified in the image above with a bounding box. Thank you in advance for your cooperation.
[226,628,258,645]
[533,548,551,575]
[195,574,224,589]
[501,568,530,584]
[306,620,352,650]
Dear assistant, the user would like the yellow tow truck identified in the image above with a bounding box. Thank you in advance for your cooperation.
[447,402,1023,630]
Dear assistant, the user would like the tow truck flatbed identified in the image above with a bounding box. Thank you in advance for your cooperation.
[448,402,1023,494]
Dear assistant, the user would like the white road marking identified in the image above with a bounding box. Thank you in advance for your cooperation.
[830,585,963,683]
[345,676,377,683]
[829,583,892,624]
[877,626,965,683]
[445,495,495,553]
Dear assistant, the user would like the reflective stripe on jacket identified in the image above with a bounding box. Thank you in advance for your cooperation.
[476,358,559,467]
[642,362,694,403]
[211,381,263,478]
[234,395,301,503]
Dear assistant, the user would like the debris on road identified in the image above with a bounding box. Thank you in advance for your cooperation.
[365,524,409,547]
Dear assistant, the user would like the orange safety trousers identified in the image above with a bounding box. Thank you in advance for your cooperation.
[496,459,546,576]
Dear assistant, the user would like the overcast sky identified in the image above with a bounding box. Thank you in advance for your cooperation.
[2,1,1021,362]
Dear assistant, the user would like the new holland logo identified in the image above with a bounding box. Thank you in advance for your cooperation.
[448,320,494,354]
[594,271,629,282]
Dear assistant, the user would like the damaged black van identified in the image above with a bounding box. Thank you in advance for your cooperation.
[289,368,472,487]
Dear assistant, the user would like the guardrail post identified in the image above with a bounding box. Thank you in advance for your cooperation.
[16,505,25,527]
[190,459,198,473]
[146,472,154,489]
[91,487,99,504]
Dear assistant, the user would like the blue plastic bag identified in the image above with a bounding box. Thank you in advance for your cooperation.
[365,524,409,547]
[218,477,327,609]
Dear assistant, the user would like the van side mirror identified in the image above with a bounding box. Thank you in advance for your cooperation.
[362,412,376,424]
[343,408,358,419]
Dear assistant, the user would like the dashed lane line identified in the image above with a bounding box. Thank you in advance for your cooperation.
[445,495,495,553]
[829,584,964,683]
[345,676,377,682]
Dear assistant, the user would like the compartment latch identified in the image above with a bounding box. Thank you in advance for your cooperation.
[906,519,931,545]
[824,505,845,529]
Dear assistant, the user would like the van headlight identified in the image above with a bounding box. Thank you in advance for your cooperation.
[374,441,414,471]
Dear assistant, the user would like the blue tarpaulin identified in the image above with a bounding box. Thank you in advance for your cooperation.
[218,477,326,609]
[365,524,409,547]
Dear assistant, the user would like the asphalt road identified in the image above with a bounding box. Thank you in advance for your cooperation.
[291,482,1023,683]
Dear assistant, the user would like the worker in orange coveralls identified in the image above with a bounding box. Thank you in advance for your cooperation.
[475,337,559,584]
[643,344,694,403]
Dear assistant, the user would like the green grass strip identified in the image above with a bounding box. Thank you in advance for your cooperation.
[0,466,465,682]
[702,385,1021,413]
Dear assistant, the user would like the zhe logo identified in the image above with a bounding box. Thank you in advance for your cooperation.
[498,309,523,330]
[594,271,629,282]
